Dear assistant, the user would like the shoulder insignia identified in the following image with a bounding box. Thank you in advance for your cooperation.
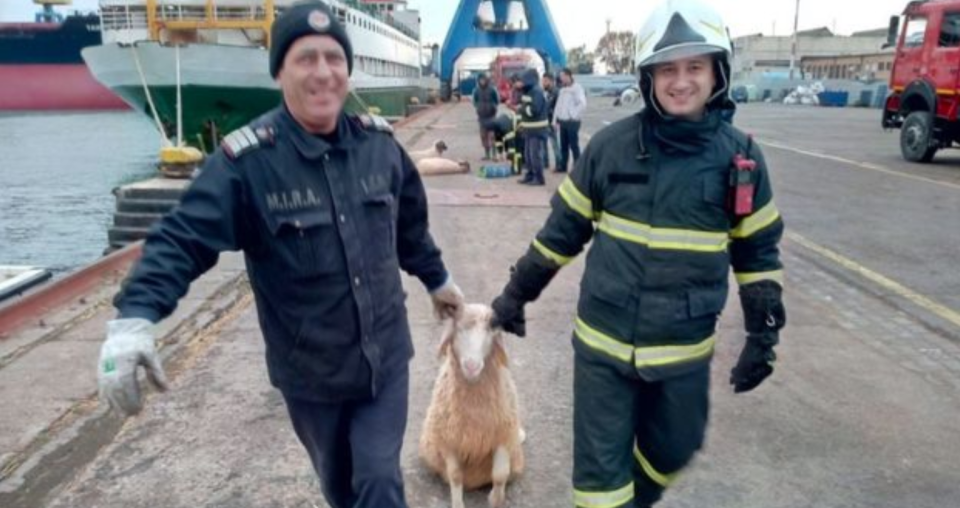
[221,125,275,159]
[355,113,394,135]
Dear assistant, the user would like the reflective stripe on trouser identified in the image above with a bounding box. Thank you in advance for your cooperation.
[573,317,716,380]
[632,366,709,506]
[573,351,709,508]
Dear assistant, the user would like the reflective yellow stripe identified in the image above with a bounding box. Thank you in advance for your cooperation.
[735,270,785,286]
[634,336,715,368]
[520,120,550,129]
[633,444,679,487]
[730,202,780,239]
[574,318,634,363]
[558,177,595,220]
[597,213,729,253]
[521,96,533,103]
[533,239,574,266]
[573,481,634,508]
[575,318,716,368]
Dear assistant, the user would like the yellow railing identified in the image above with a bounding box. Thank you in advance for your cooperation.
[145,0,275,47]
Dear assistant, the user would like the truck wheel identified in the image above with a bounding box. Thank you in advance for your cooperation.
[900,111,938,163]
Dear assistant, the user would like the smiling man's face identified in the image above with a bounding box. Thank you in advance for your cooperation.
[652,54,716,121]
[276,34,349,134]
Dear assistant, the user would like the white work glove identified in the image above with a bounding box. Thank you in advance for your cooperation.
[430,278,464,320]
[97,318,169,416]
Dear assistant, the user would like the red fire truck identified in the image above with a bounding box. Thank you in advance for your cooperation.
[883,0,960,162]
[489,53,534,108]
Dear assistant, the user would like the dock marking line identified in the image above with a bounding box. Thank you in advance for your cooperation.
[759,139,960,192]
[786,231,960,331]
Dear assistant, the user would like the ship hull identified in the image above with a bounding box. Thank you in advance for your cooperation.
[0,14,127,111]
[0,64,127,110]
[83,42,428,150]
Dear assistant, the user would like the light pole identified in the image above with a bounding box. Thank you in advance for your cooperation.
[789,0,800,80]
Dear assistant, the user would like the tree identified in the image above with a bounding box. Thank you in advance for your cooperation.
[595,31,636,74]
[566,45,595,74]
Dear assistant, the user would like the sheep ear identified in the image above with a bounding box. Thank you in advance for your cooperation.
[438,318,456,358]
[492,330,509,368]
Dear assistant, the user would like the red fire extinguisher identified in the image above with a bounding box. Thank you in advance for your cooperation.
[730,136,757,217]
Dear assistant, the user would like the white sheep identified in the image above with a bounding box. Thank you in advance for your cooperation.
[408,140,470,176]
[419,303,525,508]
[408,140,449,160]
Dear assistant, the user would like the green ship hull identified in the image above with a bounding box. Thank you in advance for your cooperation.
[113,85,426,152]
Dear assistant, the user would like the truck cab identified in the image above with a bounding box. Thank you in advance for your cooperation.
[883,0,960,162]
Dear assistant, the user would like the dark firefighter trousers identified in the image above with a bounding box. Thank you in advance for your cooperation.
[573,352,709,508]
[283,364,410,508]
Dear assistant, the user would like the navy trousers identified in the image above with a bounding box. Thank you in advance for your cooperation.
[573,354,709,507]
[283,365,410,508]
[558,120,582,172]
[523,134,547,183]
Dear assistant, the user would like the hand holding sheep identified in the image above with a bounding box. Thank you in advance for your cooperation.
[430,278,465,320]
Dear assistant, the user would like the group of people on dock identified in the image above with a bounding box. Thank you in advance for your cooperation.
[96,1,786,507]
[472,65,588,185]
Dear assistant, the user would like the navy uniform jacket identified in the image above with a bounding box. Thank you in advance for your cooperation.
[114,106,449,402]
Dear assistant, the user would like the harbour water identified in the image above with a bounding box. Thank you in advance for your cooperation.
[0,111,160,274]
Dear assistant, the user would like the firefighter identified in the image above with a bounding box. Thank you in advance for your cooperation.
[483,110,523,172]
[490,0,786,506]
[517,68,550,186]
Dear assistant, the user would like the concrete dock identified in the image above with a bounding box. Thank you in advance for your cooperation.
[2,100,960,508]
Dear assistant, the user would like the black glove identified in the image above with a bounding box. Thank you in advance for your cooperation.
[490,247,560,338]
[731,281,785,393]
[491,291,526,337]
[730,333,777,393]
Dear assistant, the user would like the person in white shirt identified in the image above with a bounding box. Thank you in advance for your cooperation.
[553,68,587,173]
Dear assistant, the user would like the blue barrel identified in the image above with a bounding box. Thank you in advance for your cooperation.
[479,163,513,178]
[818,90,849,107]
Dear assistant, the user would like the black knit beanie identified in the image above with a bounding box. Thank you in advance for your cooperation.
[270,1,354,78]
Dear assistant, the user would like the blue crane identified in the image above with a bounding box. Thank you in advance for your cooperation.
[439,0,566,99]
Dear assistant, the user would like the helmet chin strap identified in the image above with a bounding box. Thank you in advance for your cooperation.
[641,69,667,118]
[707,59,730,105]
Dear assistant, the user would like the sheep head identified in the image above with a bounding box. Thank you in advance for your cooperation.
[434,140,448,156]
[439,303,507,384]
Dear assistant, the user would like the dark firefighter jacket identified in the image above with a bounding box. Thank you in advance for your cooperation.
[529,108,784,381]
[518,68,550,137]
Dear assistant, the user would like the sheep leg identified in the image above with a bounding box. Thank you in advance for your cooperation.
[488,446,511,508]
[444,452,466,508]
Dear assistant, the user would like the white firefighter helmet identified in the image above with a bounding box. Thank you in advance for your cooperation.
[634,0,735,118]
[634,0,732,70]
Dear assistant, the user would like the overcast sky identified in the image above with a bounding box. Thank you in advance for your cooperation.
[2,0,910,48]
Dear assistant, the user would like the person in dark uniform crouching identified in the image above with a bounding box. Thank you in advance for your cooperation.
[95,2,464,507]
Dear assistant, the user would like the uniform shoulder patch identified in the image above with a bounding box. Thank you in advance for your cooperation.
[354,113,394,135]
[221,125,275,159]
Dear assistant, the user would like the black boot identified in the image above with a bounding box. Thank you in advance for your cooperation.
[518,172,534,184]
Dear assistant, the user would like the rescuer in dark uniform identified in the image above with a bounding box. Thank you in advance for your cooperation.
[96,3,464,507]
[517,68,550,186]
[490,1,786,506]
